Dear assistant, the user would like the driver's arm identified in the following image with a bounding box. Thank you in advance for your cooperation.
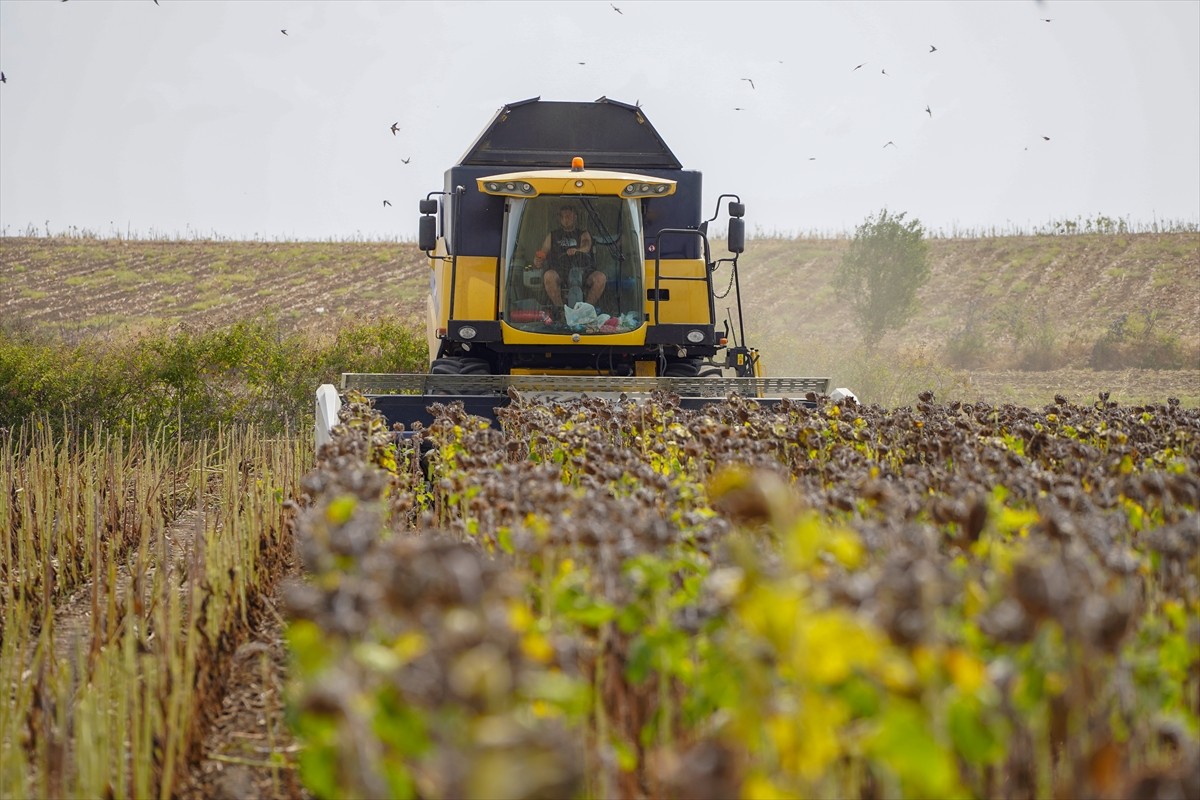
[580,230,593,254]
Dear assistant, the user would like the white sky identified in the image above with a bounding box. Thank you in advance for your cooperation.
[1,0,1197,240]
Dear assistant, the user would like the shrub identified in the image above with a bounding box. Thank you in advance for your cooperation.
[1016,310,1064,371]
[944,313,990,369]
[834,209,930,347]
[0,318,428,437]
[1090,312,1187,370]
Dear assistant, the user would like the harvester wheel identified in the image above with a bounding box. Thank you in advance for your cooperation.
[662,360,701,378]
[429,357,462,394]
[429,356,493,394]
[430,356,493,375]
[430,357,463,374]
[458,358,492,375]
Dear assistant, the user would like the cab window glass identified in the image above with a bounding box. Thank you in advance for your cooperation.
[503,197,644,334]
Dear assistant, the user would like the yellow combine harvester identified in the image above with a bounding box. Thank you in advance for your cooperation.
[316,97,851,447]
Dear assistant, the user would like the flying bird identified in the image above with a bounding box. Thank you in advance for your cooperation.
[1042,136,1050,141]
[280,29,288,35]
[741,77,755,89]
[853,62,866,71]
[383,200,391,207]
[929,44,937,53]
[0,72,6,84]
[883,141,897,148]
[925,105,932,117]
[881,68,888,76]
[611,3,622,13]
[577,61,586,65]
[401,157,411,164]
[390,122,400,135]
[733,107,745,111]
[1041,18,1052,22]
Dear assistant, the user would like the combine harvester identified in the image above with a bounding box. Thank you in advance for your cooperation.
[316,97,852,448]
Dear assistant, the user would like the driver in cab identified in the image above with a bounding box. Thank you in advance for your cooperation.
[535,203,605,310]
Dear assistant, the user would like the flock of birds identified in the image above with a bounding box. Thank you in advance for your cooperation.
[731,25,1056,156]
[0,1,1061,211]
[382,2,1058,205]
[601,5,1056,159]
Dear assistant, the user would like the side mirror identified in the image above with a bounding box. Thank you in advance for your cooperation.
[419,199,438,215]
[728,217,745,254]
[728,201,746,219]
[419,215,436,251]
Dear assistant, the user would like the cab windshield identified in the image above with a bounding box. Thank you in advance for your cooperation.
[502,196,645,334]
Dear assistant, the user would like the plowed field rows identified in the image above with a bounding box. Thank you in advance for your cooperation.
[3,234,1196,408]
[1,239,427,341]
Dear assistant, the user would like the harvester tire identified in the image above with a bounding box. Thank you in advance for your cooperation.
[429,357,462,394]
[662,360,701,378]
[429,356,493,394]
[430,358,463,375]
[458,358,492,375]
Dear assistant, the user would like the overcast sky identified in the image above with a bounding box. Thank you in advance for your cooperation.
[1,0,1197,241]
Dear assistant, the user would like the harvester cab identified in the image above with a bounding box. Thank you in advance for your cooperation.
[415,97,755,382]
[315,98,852,449]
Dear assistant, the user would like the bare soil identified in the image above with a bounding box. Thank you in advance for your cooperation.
[740,233,1200,365]
[3,233,1196,405]
[957,367,1200,408]
[3,233,1196,366]
[0,238,427,344]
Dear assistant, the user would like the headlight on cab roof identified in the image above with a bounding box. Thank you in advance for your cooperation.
[483,181,535,195]
[622,181,673,197]
[628,181,667,196]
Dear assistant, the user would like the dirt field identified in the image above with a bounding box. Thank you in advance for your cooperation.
[3,232,1197,407]
[957,367,1200,407]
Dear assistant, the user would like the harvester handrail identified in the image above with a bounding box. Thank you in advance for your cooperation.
[650,227,715,326]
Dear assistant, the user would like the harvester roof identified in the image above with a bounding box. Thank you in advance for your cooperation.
[458,97,683,170]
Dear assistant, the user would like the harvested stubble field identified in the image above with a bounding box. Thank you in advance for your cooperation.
[0,231,1197,799]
